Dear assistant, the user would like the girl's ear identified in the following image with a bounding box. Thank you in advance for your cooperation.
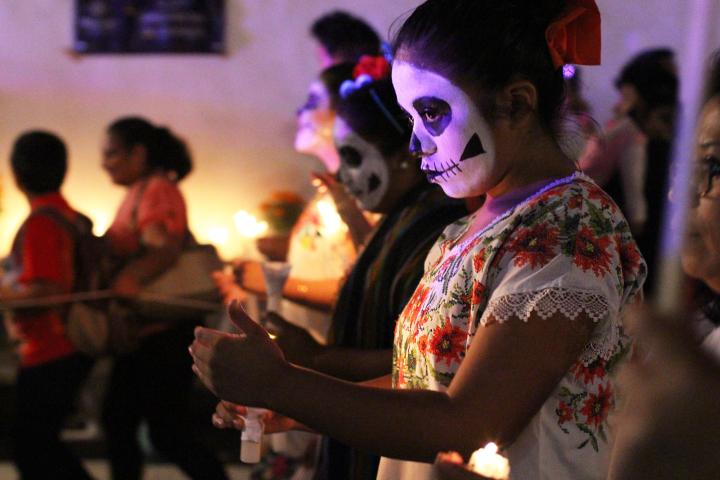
[498,80,539,126]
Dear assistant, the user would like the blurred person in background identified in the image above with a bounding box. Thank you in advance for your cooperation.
[101,116,228,480]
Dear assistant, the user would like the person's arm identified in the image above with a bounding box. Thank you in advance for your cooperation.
[112,223,183,296]
[313,348,392,381]
[265,312,391,380]
[191,302,594,463]
[212,374,393,434]
[238,260,339,311]
[619,137,648,235]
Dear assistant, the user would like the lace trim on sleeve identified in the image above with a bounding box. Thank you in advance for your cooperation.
[479,288,618,365]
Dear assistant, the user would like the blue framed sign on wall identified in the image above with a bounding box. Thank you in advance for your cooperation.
[74,0,225,54]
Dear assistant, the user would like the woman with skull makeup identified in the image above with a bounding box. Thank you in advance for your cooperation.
[217,63,371,478]
[191,1,645,479]
[227,64,467,480]
[224,64,366,339]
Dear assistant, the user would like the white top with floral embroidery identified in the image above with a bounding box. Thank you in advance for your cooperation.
[376,174,646,480]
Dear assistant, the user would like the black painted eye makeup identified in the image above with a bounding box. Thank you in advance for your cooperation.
[339,145,363,167]
[297,93,321,115]
[412,97,452,137]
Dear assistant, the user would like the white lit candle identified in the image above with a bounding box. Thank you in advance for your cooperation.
[468,443,510,480]
[233,210,269,259]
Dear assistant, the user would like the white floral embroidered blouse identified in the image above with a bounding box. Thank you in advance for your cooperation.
[376,174,646,480]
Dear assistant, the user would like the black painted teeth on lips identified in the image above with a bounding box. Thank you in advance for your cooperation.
[422,160,462,181]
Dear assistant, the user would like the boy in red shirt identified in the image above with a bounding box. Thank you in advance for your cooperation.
[1,131,94,479]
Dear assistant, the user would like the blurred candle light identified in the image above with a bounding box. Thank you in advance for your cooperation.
[233,210,269,260]
[233,210,268,238]
[89,210,112,236]
[468,443,510,480]
[207,226,230,246]
[316,200,344,236]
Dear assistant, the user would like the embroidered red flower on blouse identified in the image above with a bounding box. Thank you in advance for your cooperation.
[535,183,571,205]
[574,226,612,277]
[557,401,574,425]
[471,282,487,308]
[571,358,607,384]
[353,55,391,80]
[406,284,431,323]
[429,321,468,367]
[617,235,642,275]
[568,194,584,210]
[417,335,428,354]
[509,223,560,270]
[581,383,613,428]
[473,247,488,273]
[588,187,617,213]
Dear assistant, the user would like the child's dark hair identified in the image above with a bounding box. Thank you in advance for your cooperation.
[311,10,381,63]
[107,116,192,181]
[319,63,356,110]
[11,130,67,194]
[615,48,678,110]
[336,78,411,157]
[392,0,568,137]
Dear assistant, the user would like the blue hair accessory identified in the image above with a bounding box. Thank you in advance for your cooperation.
[381,41,394,64]
[339,77,405,135]
[340,74,374,99]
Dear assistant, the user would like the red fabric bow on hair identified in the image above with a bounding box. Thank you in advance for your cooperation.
[545,0,601,69]
[353,55,391,80]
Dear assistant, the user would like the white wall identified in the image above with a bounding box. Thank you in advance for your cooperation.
[0,0,692,257]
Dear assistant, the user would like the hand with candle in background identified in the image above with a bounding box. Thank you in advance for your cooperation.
[434,452,491,480]
[433,443,509,480]
[311,171,373,249]
[211,400,310,434]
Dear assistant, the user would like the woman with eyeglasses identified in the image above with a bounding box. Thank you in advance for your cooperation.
[604,51,720,480]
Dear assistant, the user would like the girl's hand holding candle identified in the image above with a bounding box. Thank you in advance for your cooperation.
[468,443,510,480]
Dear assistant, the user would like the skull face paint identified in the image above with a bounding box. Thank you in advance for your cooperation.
[392,61,497,198]
[334,117,390,211]
[295,80,336,155]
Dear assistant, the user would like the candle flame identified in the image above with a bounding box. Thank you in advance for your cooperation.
[316,200,345,236]
[234,210,269,238]
[207,226,230,245]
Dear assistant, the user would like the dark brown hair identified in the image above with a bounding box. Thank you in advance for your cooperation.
[392,0,568,136]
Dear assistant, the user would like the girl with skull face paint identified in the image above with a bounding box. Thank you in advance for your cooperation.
[226,63,372,477]
[315,71,467,479]
[213,63,468,480]
[232,64,363,333]
[190,2,645,480]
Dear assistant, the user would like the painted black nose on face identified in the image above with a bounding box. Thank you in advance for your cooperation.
[409,133,423,158]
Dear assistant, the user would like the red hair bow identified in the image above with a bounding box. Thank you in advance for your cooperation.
[353,55,391,80]
[545,0,601,69]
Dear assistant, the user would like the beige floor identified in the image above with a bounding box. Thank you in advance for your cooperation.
[0,462,252,480]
